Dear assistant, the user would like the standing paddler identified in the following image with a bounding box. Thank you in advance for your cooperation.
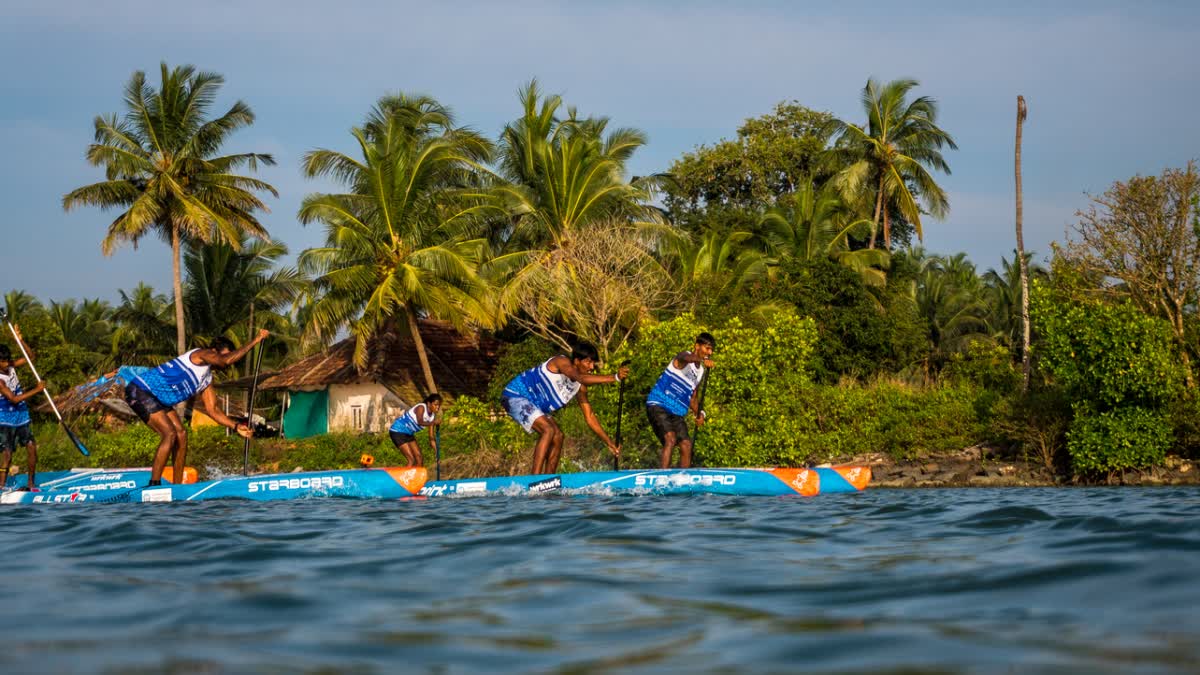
[388,393,441,467]
[125,330,270,486]
[501,343,630,474]
[646,332,715,469]
[0,339,45,491]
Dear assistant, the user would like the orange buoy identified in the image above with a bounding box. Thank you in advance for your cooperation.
[162,466,198,484]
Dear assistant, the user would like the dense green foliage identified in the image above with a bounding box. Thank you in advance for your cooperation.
[1031,281,1185,474]
[1065,406,1173,475]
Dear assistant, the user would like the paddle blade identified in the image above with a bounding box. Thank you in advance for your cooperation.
[64,426,90,456]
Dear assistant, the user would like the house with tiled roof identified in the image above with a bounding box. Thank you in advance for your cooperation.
[220,319,500,438]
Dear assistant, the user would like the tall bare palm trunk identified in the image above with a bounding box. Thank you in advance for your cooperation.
[171,224,186,355]
[1015,95,1031,393]
[869,173,885,250]
[406,308,437,395]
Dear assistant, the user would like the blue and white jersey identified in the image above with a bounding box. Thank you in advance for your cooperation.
[389,403,435,435]
[647,354,705,417]
[132,349,213,407]
[502,358,581,414]
[0,367,30,427]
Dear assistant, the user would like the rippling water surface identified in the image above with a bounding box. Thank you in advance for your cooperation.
[4,487,1200,673]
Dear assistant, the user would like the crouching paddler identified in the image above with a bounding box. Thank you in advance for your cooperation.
[125,330,270,486]
[388,393,442,467]
[501,343,630,474]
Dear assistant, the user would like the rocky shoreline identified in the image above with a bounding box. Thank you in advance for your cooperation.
[853,446,1200,487]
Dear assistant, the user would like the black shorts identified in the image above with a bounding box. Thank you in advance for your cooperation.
[647,405,690,445]
[125,382,170,423]
[0,424,34,452]
[390,430,416,446]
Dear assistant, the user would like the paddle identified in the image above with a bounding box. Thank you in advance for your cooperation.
[242,340,265,477]
[434,424,442,481]
[613,359,631,471]
[691,369,710,460]
[1,308,89,456]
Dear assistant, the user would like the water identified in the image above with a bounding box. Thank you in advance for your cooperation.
[3,488,1200,674]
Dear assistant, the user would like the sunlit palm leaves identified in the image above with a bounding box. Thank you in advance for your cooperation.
[184,236,308,344]
[491,80,665,322]
[758,183,890,287]
[62,62,277,354]
[297,94,498,385]
[831,78,957,249]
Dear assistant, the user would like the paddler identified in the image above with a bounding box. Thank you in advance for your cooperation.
[388,393,441,467]
[646,332,715,469]
[0,339,45,491]
[501,343,630,474]
[125,330,270,486]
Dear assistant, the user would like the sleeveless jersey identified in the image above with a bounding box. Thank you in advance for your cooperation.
[503,357,581,414]
[389,403,435,435]
[646,354,705,417]
[0,367,30,427]
[132,349,213,406]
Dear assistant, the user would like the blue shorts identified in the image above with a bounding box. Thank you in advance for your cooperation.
[0,424,35,452]
[501,395,546,434]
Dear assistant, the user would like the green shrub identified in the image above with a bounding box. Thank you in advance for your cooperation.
[1067,405,1172,475]
[1031,282,1185,408]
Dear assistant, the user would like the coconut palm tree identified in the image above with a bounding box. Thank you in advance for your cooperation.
[62,62,277,355]
[297,93,497,393]
[984,253,1047,355]
[490,80,667,325]
[3,291,41,323]
[1014,95,1031,390]
[831,78,957,250]
[758,183,890,287]
[184,236,308,358]
[111,283,175,363]
[48,299,114,369]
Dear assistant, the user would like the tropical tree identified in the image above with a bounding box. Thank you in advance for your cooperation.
[907,249,992,376]
[48,299,114,370]
[62,62,277,355]
[664,101,836,217]
[983,253,1047,357]
[111,283,175,363]
[831,78,957,249]
[3,290,41,322]
[1014,95,1032,391]
[510,220,677,358]
[491,81,667,335]
[668,230,768,313]
[184,236,307,353]
[298,93,497,393]
[758,183,890,287]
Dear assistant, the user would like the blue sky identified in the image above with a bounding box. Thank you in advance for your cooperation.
[3,0,1197,301]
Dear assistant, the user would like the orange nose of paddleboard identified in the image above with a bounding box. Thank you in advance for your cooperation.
[384,467,428,495]
[162,466,198,484]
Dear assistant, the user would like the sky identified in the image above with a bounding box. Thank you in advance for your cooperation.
[2,0,1198,302]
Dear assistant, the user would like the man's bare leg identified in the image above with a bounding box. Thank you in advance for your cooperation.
[530,417,556,474]
[146,412,177,483]
[678,439,693,469]
[25,441,36,488]
[659,432,677,469]
[167,411,188,483]
[546,427,565,473]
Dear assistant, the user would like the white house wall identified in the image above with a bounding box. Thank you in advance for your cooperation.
[327,383,407,433]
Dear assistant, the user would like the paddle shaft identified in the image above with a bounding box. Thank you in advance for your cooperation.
[2,310,89,456]
[435,425,441,481]
[692,369,710,458]
[242,341,265,476]
[613,359,631,471]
